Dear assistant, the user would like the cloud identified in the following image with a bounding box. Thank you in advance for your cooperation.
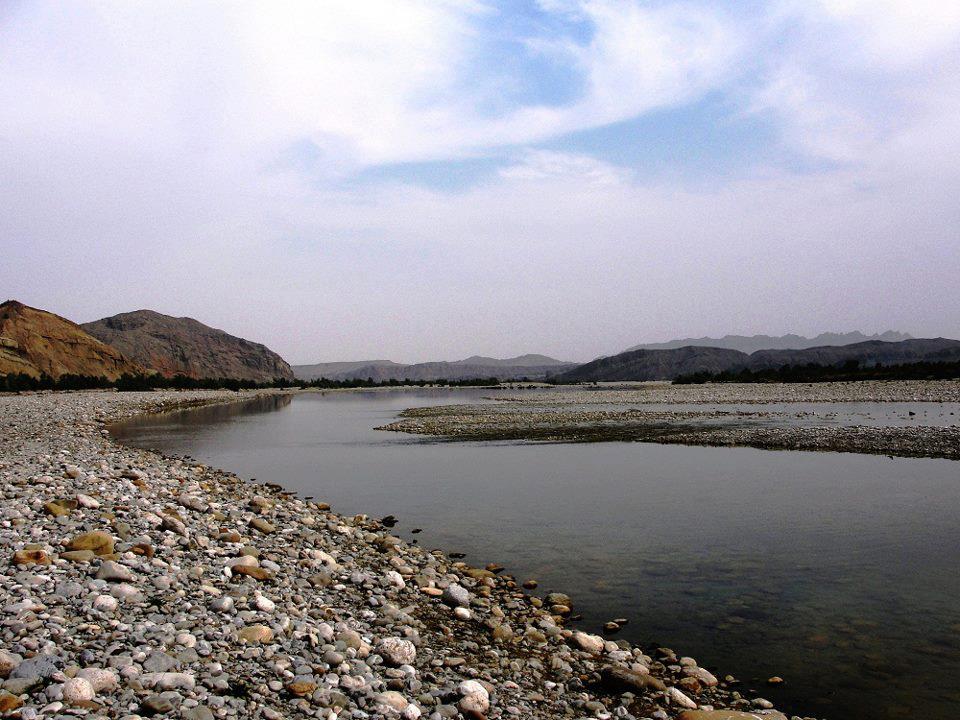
[498,150,633,185]
[1,1,959,362]
[751,0,960,162]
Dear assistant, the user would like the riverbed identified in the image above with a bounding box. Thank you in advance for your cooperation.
[113,388,960,720]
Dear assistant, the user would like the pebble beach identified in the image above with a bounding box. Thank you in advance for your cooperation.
[0,390,806,720]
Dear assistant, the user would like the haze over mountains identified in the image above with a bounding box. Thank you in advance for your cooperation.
[560,339,960,382]
[626,331,913,355]
[293,354,573,382]
[3,298,958,386]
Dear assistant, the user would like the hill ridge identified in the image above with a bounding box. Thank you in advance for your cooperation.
[83,310,293,382]
[559,338,960,382]
[0,300,143,380]
[626,330,913,355]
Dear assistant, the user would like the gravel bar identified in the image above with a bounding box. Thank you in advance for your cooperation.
[378,383,960,460]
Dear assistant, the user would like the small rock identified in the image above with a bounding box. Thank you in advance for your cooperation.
[377,637,416,666]
[237,625,274,644]
[570,631,604,654]
[67,531,114,556]
[96,560,134,582]
[12,547,50,566]
[62,677,96,704]
[442,583,470,607]
[248,518,275,534]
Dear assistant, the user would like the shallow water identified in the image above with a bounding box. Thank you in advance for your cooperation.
[113,390,960,720]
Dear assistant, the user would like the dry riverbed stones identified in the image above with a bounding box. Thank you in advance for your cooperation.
[0,390,817,720]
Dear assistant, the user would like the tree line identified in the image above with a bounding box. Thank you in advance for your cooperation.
[0,372,507,393]
[673,359,960,384]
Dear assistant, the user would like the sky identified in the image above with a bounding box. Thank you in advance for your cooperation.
[2,0,959,364]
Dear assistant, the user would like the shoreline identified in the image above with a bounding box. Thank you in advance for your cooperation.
[0,390,808,720]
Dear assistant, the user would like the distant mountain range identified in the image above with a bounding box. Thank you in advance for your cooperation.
[559,338,960,382]
[83,310,294,382]
[293,354,573,382]
[3,301,955,387]
[626,331,912,355]
[0,300,144,380]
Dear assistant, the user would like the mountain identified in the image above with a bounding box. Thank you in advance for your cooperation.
[452,354,570,367]
[294,354,574,382]
[747,338,960,371]
[625,331,913,355]
[0,300,143,379]
[558,346,749,382]
[292,360,399,381]
[83,310,294,382]
[558,338,960,382]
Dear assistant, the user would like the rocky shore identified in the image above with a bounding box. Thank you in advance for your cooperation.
[378,382,960,460]
[0,390,808,720]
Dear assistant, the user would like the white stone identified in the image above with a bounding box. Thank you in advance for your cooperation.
[458,680,487,696]
[377,637,416,666]
[401,704,422,720]
[570,631,605,654]
[77,668,118,693]
[93,594,118,612]
[666,686,697,709]
[683,666,718,687]
[62,677,95,704]
[76,494,100,509]
[254,594,276,613]
[139,672,196,691]
[375,691,408,711]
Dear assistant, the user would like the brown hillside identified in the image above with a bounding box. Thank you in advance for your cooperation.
[82,310,294,382]
[0,300,144,380]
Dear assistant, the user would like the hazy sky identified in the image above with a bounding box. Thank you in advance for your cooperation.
[3,1,959,363]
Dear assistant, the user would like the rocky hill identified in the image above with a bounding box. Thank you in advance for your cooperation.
[626,330,912,355]
[748,338,960,370]
[558,338,960,382]
[292,360,399,382]
[83,310,293,382]
[0,300,143,379]
[558,346,748,382]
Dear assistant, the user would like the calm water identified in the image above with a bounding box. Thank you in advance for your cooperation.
[112,390,960,720]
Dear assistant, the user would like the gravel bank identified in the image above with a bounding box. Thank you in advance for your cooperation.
[0,391,806,720]
[494,380,960,405]
[378,383,960,460]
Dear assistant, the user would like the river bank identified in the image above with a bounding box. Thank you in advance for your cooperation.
[0,390,804,720]
[377,382,960,460]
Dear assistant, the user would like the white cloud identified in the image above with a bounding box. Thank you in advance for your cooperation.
[814,0,960,66]
[1,0,959,362]
[498,150,633,185]
[0,1,742,168]
[752,0,960,162]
